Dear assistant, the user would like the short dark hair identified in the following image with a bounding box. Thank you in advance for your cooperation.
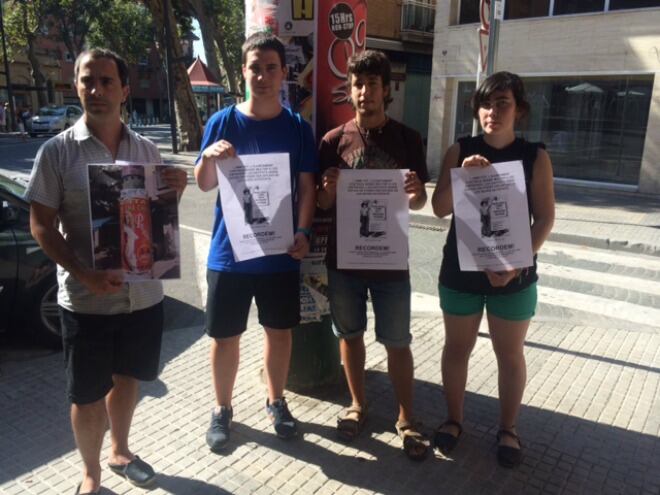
[74,48,129,87]
[241,32,286,67]
[471,71,530,121]
[346,50,393,108]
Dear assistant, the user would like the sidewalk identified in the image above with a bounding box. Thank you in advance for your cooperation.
[1,315,658,494]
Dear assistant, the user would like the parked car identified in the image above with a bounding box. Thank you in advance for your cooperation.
[0,173,60,347]
[29,105,82,137]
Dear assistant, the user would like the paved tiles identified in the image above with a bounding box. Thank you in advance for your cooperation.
[1,313,659,494]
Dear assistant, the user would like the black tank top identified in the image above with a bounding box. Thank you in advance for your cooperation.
[439,135,545,295]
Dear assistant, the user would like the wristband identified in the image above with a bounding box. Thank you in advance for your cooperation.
[296,227,312,240]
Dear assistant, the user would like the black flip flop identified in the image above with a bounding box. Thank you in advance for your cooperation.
[496,428,523,468]
[74,482,100,495]
[433,419,463,454]
[108,455,156,487]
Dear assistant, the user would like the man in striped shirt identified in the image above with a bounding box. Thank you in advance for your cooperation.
[26,49,186,495]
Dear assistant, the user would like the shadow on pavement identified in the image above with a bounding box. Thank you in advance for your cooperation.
[0,298,205,486]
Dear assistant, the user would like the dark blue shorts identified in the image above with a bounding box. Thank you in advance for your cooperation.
[205,269,300,338]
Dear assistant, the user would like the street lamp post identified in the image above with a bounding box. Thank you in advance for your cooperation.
[163,0,178,154]
[0,0,16,132]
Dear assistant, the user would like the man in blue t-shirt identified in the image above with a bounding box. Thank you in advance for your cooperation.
[195,32,317,451]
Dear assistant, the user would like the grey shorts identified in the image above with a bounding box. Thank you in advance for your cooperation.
[327,269,412,348]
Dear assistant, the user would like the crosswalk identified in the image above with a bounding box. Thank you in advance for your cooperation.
[185,223,660,333]
[410,234,660,333]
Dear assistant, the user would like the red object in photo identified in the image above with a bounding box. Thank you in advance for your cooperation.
[119,166,153,276]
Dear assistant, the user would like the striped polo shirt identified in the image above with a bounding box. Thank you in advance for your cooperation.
[25,119,164,314]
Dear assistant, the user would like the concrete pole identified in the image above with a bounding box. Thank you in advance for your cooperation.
[163,0,178,154]
[472,0,501,136]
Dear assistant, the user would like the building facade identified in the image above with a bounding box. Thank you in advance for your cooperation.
[428,1,660,194]
[366,0,435,143]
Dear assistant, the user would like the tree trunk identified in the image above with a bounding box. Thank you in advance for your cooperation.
[184,0,223,85]
[214,30,238,95]
[20,4,47,108]
[144,0,203,151]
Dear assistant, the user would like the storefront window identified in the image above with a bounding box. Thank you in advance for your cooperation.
[506,0,550,19]
[454,75,654,185]
[553,0,605,15]
[609,0,660,9]
[458,0,480,24]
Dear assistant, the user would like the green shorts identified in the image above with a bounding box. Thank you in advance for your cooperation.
[439,283,537,321]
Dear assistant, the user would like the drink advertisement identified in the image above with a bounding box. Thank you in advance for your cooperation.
[87,163,182,281]
[315,0,367,136]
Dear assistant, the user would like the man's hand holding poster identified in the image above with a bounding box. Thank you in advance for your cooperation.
[451,160,533,271]
[216,153,294,262]
[337,169,409,270]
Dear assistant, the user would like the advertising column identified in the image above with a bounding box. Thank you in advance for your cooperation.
[315,0,367,136]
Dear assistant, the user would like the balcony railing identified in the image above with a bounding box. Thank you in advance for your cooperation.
[401,0,436,36]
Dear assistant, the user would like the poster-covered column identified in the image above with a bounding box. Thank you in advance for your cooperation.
[315,0,367,137]
[245,0,316,122]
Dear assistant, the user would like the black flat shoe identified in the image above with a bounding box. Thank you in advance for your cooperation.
[74,483,100,495]
[433,419,463,454]
[108,455,156,487]
[496,428,523,468]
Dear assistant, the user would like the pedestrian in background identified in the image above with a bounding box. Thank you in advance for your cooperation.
[0,101,6,132]
[431,71,555,468]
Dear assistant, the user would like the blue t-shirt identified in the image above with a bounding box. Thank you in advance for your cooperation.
[197,105,318,273]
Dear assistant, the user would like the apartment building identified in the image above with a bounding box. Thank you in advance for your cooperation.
[367,0,436,142]
[428,1,660,194]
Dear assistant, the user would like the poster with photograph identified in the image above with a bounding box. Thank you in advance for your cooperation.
[217,153,294,262]
[87,163,181,281]
[336,169,409,270]
[451,160,534,271]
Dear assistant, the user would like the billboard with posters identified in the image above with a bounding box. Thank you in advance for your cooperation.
[315,0,367,137]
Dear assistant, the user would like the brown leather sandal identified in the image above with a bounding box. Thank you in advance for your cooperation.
[395,420,430,461]
[337,405,367,442]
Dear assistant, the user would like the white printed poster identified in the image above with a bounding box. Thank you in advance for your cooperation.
[216,153,294,262]
[336,169,409,270]
[451,160,533,271]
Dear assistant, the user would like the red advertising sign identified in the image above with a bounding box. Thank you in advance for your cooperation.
[315,0,367,137]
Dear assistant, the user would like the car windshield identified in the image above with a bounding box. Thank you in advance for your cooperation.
[38,107,66,116]
[0,174,27,198]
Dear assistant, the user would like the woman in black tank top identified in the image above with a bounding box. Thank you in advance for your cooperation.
[430,72,555,467]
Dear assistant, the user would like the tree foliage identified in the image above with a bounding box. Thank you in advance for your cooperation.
[86,0,153,64]
[44,0,102,59]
